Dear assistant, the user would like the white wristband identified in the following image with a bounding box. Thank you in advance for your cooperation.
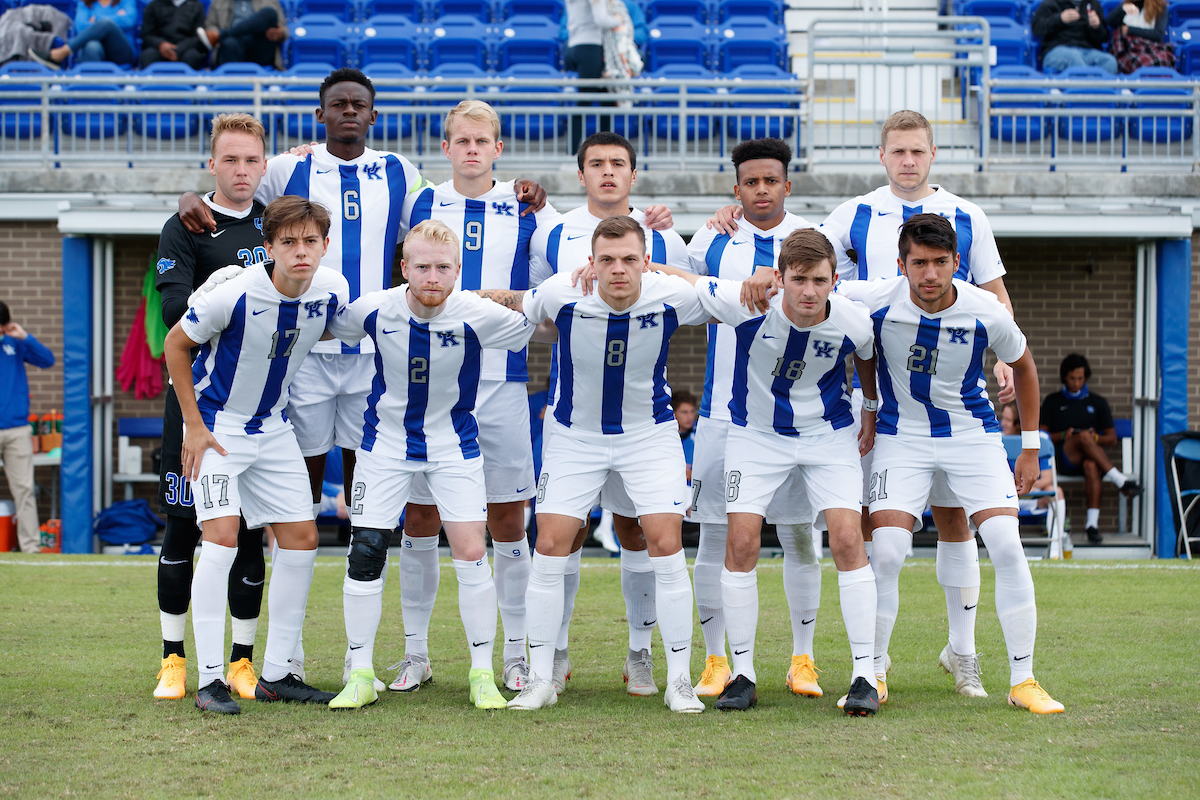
[1021,430,1040,450]
[861,397,879,412]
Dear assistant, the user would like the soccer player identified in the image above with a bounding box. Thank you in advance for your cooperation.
[525,132,687,699]
[388,101,560,695]
[839,213,1064,715]
[326,220,554,711]
[666,228,881,715]
[495,216,709,713]
[152,112,272,702]
[162,196,349,715]
[684,138,827,700]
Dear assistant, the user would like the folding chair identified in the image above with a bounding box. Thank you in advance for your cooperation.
[1170,438,1200,558]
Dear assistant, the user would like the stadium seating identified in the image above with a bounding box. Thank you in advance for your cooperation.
[714,15,787,71]
[132,61,200,140]
[1170,437,1200,558]
[499,0,563,21]
[988,64,1052,142]
[296,0,357,20]
[423,62,491,136]
[59,62,129,140]
[1172,20,1200,75]
[1125,66,1193,143]
[716,0,784,24]
[724,63,797,139]
[357,0,426,21]
[1055,65,1124,142]
[646,63,720,140]
[276,62,336,139]
[1168,0,1200,26]
[359,14,424,69]
[429,0,494,21]
[427,14,494,69]
[361,61,416,138]
[496,14,562,70]
[645,15,712,71]
[287,14,356,68]
[204,62,274,140]
[17,0,74,15]
[646,0,709,23]
[957,0,1027,22]
[496,63,565,139]
[0,61,50,139]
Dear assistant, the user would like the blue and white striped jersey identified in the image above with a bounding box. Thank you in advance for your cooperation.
[686,212,817,422]
[696,277,873,437]
[257,143,426,356]
[528,206,689,286]
[404,179,560,383]
[837,276,1027,440]
[523,271,709,435]
[820,186,1006,285]
[182,264,349,437]
[328,287,536,460]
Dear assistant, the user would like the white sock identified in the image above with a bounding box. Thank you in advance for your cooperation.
[527,552,567,680]
[261,547,317,683]
[230,616,257,649]
[780,523,820,658]
[864,540,873,559]
[693,521,728,659]
[871,526,911,676]
[399,534,439,659]
[556,549,582,651]
[493,535,530,661]
[838,565,877,682]
[621,547,656,653]
[161,611,186,644]
[721,567,758,683]
[937,539,980,656]
[1086,508,1100,530]
[1052,499,1068,553]
[454,558,497,671]
[978,516,1037,686]
[650,550,693,684]
[344,575,384,672]
[1104,467,1126,488]
[191,541,236,688]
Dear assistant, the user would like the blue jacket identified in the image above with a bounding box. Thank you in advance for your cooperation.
[74,0,138,35]
[0,334,54,430]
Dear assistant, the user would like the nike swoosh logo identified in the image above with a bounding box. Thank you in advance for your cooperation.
[252,309,269,316]
[566,234,587,240]
[964,604,977,611]
[205,663,223,670]
[761,334,778,339]
[673,501,683,506]
[642,620,656,627]
[1006,494,1016,499]
[672,646,688,653]
[382,328,401,334]
[729,240,746,246]
[876,210,892,216]
[529,643,544,648]
[507,638,524,643]
[160,557,189,565]
[405,633,417,637]
[440,201,455,207]
[578,313,596,319]
[1014,654,1030,661]
[854,654,868,660]
[516,486,530,493]
[316,168,333,174]
[210,230,226,238]
[733,648,748,655]
[699,616,714,625]
[801,618,815,625]
[241,577,264,587]
[349,644,363,650]
[472,640,490,647]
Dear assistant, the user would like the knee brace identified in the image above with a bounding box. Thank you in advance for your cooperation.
[347,528,391,582]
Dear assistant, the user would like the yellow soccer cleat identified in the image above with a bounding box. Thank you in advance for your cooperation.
[693,655,732,697]
[837,675,887,708]
[330,668,379,710]
[469,669,508,710]
[1008,679,1064,714]
[785,654,823,697]
[226,658,258,700]
[154,654,187,699]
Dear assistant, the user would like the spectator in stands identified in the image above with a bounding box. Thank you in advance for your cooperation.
[672,389,697,481]
[27,0,135,69]
[0,300,55,554]
[1106,0,1174,72]
[197,0,288,70]
[1033,0,1119,74]
[1040,353,1142,544]
[139,0,207,69]
[565,0,623,151]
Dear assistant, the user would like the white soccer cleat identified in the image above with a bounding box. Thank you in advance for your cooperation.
[507,677,558,710]
[664,675,705,713]
[503,656,531,692]
[387,654,433,692]
[551,650,573,695]
[344,652,386,692]
[939,645,988,698]
[623,649,658,696]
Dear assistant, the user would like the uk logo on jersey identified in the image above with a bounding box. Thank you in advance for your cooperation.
[707,280,717,296]
[812,340,836,358]
[156,258,176,275]
[186,308,199,324]
[363,163,382,181]
[304,300,325,319]
[492,201,514,217]
[636,312,659,329]
[254,217,263,233]
[947,327,970,344]
[2,343,14,357]
[436,331,459,347]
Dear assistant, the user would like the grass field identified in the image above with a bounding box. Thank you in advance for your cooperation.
[1,554,1198,799]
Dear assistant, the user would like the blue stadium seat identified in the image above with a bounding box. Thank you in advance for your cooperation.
[497,14,562,69]
[296,0,356,19]
[276,62,336,139]
[497,63,565,139]
[0,61,50,139]
[645,15,711,71]
[646,0,709,23]
[960,0,1026,22]
[716,0,783,24]
[989,64,1051,141]
[361,62,416,138]
[714,15,786,70]
[1055,65,1124,142]
[204,62,274,141]
[18,0,74,15]
[358,0,426,20]
[499,0,563,19]
[427,14,495,69]
[287,14,356,68]
[1169,0,1200,26]
[359,14,423,68]
[646,63,720,140]
[424,63,491,136]
[132,61,200,140]
[725,63,797,139]
[59,62,129,140]
[429,0,494,20]
[279,0,301,21]
[1125,66,1193,143]
[1173,20,1200,75]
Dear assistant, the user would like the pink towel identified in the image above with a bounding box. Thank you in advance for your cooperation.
[117,299,164,400]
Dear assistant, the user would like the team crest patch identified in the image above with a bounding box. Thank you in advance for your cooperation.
[254,217,263,233]
[156,257,176,275]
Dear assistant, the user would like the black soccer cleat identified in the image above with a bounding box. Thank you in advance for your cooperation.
[1119,479,1144,499]
[714,674,757,711]
[195,680,241,715]
[1086,526,1103,544]
[843,676,880,717]
[255,673,338,705]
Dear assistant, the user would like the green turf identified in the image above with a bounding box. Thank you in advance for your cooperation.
[1,555,1197,799]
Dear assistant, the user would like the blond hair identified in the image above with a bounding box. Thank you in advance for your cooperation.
[210,112,267,155]
[880,109,934,150]
[403,219,462,263]
[443,100,501,143]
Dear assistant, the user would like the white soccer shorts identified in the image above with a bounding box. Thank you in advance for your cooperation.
[286,351,374,456]
[409,380,536,506]
[540,405,639,518]
[867,433,1019,522]
[690,416,812,525]
[852,392,960,509]
[724,425,861,531]
[351,448,488,530]
[536,421,689,521]
[192,426,313,529]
